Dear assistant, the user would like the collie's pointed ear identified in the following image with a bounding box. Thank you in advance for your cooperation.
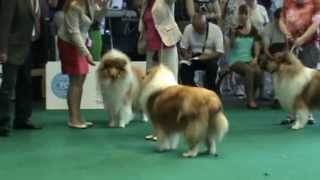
[286,52,301,64]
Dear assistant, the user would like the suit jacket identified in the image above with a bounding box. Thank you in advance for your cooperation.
[0,0,36,65]
[139,0,182,47]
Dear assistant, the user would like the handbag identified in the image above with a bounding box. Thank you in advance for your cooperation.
[137,32,147,55]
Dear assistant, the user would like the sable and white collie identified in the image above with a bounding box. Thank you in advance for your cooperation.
[97,49,145,128]
[139,65,229,157]
[262,52,320,130]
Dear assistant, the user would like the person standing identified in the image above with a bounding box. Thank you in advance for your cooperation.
[57,0,108,128]
[278,0,320,124]
[138,0,182,141]
[0,0,43,137]
[138,0,182,78]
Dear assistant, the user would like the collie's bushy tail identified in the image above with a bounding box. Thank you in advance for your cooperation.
[213,111,229,142]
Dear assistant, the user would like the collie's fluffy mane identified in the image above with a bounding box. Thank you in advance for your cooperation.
[101,49,131,63]
[97,49,133,83]
[139,65,178,112]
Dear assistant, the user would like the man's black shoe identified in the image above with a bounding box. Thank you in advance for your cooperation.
[13,122,43,130]
[0,127,10,137]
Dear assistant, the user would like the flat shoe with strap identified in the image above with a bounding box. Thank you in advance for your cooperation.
[68,122,88,129]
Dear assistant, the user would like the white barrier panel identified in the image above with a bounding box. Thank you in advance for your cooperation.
[46,61,146,110]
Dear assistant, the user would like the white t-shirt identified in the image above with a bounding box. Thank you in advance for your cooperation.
[180,23,224,54]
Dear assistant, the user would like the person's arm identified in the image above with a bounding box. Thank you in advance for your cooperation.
[279,4,293,41]
[132,0,143,13]
[293,21,319,47]
[199,25,224,61]
[64,3,94,65]
[64,4,88,55]
[0,0,16,63]
[198,51,223,61]
[180,25,192,60]
[252,28,262,64]
[94,0,110,22]
[293,0,320,47]
[262,25,273,59]
[252,41,261,64]
[261,5,269,25]
[185,0,195,18]
[165,0,177,6]
[181,48,193,60]
[48,0,59,8]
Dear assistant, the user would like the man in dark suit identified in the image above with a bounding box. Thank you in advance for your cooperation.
[0,0,42,137]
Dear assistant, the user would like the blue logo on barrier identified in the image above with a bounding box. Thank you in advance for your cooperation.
[51,73,69,99]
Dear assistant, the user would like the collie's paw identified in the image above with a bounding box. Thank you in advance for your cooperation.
[142,114,149,122]
[291,123,304,130]
[108,121,116,128]
[182,151,198,158]
[158,147,171,153]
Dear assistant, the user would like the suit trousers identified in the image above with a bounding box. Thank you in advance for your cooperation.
[0,48,33,128]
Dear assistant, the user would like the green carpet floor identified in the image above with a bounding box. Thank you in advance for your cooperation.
[1,105,320,180]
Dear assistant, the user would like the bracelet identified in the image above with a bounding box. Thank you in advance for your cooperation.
[192,57,200,60]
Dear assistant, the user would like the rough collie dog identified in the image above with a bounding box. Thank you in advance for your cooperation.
[97,49,145,128]
[139,65,229,157]
[261,52,320,130]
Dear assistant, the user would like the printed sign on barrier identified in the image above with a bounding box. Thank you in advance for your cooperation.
[46,61,146,110]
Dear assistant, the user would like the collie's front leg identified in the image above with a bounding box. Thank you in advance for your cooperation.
[108,110,117,128]
[119,104,133,128]
[157,129,171,152]
[291,109,309,130]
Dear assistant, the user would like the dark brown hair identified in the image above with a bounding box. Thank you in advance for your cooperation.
[238,4,249,15]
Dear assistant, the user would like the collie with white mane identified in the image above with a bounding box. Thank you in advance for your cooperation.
[97,49,145,128]
[262,52,320,129]
[140,65,229,157]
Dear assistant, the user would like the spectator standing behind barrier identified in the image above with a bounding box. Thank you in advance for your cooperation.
[57,0,108,129]
[229,4,263,109]
[179,13,224,92]
[279,0,320,68]
[138,0,182,141]
[278,0,320,125]
[0,0,43,137]
[138,0,182,78]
